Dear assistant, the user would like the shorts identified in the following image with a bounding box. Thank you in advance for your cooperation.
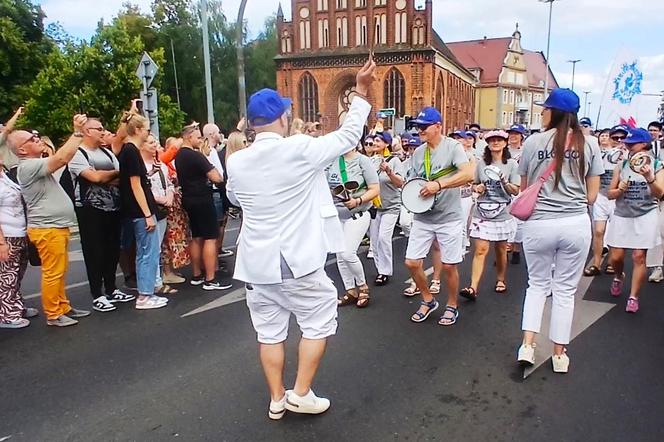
[405,219,464,264]
[212,191,226,223]
[592,193,615,222]
[245,268,338,344]
[183,201,218,240]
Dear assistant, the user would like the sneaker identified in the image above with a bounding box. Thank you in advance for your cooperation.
[67,308,91,318]
[47,315,78,327]
[285,389,330,415]
[163,273,186,284]
[135,296,168,310]
[648,267,663,283]
[0,318,30,329]
[218,249,234,258]
[190,275,205,286]
[610,276,624,297]
[109,289,136,303]
[22,307,39,318]
[626,297,639,313]
[154,295,169,304]
[517,343,536,366]
[203,280,233,291]
[552,352,570,373]
[268,394,287,420]
[93,296,117,312]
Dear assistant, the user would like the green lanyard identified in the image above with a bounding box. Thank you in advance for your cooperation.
[424,148,432,180]
[338,156,348,183]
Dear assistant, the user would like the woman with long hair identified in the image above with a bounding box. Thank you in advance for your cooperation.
[516,89,603,373]
[460,130,520,300]
[606,128,664,312]
[225,131,249,160]
[289,118,305,136]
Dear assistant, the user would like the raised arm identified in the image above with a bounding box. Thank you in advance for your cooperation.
[46,114,87,174]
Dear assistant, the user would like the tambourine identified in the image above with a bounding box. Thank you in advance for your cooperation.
[332,181,360,202]
[484,165,504,182]
[629,152,652,174]
[401,178,435,214]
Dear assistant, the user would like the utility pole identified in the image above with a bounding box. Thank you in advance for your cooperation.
[540,0,557,99]
[201,0,214,123]
[237,0,248,120]
[171,38,181,110]
[583,91,591,118]
[567,59,581,91]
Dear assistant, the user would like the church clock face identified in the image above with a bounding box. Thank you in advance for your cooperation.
[396,0,406,10]
[299,7,310,19]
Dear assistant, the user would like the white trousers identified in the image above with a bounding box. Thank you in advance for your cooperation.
[336,212,371,290]
[399,207,413,237]
[521,214,591,345]
[369,210,400,276]
[647,202,664,268]
[461,196,473,247]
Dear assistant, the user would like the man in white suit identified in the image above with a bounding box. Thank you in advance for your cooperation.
[226,56,376,420]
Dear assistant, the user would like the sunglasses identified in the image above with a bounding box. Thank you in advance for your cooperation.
[415,124,434,132]
[611,136,626,141]
[89,126,105,132]
[581,124,591,128]
[19,133,40,148]
[365,142,374,146]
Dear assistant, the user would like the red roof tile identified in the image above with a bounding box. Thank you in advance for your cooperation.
[523,50,559,89]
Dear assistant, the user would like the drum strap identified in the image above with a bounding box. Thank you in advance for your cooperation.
[338,156,367,191]
[424,147,457,181]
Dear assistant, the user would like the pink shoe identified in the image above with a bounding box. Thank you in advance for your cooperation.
[626,297,639,313]
[610,276,624,297]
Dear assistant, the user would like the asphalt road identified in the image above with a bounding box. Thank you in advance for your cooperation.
[2,224,664,442]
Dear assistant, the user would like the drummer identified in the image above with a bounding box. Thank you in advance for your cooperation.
[606,128,664,313]
[404,108,474,326]
[461,130,520,299]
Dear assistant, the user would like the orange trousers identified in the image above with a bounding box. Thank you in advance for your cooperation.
[27,228,71,320]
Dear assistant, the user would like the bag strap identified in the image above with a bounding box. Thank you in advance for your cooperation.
[153,163,167,191]
[338,156,348,184]
[538,132,573,183]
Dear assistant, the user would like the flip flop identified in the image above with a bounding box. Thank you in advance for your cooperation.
[459,287,478,301]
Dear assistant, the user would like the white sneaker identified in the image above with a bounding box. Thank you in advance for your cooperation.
[268,394,287,420]
[517,343,536,365]
[135,296,168,310]
[648,267,663,283]
[285,389,330,415]
[47,315,78,327]
[552,352,570,373]
[0,318,30,329]
[93,296,117,312]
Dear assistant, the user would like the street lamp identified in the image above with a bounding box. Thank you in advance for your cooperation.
[583,91,591,118]
[539,0,558,99]
[237,0,248,120]
[567,59,581,91]
[201,0,214,123]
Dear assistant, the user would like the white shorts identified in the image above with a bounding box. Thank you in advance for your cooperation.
[592,193,615,222]
[405,218,464,264]
[606,211,662,250]
[469,217,517,242]
[245,269,338,344]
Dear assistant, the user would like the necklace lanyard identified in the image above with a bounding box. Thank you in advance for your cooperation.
[424,148,431,180]
[338,156,348,184]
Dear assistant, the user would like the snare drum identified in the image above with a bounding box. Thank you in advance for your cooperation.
[401,178,435,214]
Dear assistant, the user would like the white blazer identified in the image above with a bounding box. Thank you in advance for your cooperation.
[227,97,371,284]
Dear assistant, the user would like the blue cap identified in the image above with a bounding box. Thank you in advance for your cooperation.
[411,107,443,126]
[407,135,422,147]
[374,131,393,145]
[624,127,652,144]
[451,130,471,139]
[610,125,629,135]
[247,88,292,126]
[508,124,526,135]
[580,117,593,127]
[537,88,580,113]
[400,132,412,142]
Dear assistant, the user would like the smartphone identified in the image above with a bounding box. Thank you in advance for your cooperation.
[136,99,144,114]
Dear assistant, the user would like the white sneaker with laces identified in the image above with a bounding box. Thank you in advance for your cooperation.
[268,394,287,420]
[93,296,117,312]
[135,296,168,310]
[109,289,136,303]
[285,389,330,415]
[517,343,536,365]
[552,352,570,373]
[648,267,663,283]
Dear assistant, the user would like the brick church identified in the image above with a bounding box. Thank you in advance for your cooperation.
[275,0,476,134]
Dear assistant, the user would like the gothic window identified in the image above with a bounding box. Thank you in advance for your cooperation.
[299,8,311,49]
[355,16,368,46]
[281,30,292,53]
[412,18,425,45]
[435,74,444,111]
[374,14,386,45]
[336,17,348,46]
[299,73,319,122]
[317,0,328,11]
[395,12,407,44]
[336,0,347,8]
[384,68,406,125]
[318,19,329,48]
[375,0,386,5]
[355,0,367,6]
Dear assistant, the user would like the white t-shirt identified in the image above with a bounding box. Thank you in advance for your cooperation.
[206,149,224,189]
[0,173,26,237]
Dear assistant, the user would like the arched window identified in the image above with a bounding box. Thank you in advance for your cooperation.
[435,74,444,111]
[299,73,319,122]
[384,68,406,126]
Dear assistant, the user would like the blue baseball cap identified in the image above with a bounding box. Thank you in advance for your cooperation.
[411,107,443,126]
[610,125,629,135]
[624,127,652,145]
[451,130,471,139]
[579,117,593,127]
[508,124,526,135]
[536,88,580,113]
[407,135,422,147]
[247,88,292,126]
[374,131,393,145]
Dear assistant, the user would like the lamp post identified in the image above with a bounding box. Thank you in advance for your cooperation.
[567,59,581,91]
[170,38,181,110]
[237,0,248,120]
[583,91,590,118]
[539,0,558,99]
[201,0,214,123]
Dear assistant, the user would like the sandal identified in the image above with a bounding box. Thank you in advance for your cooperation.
[494,281,507,294]
[156,284,178,294]
[438,306,459,326]
[374,274,389,286]
[338,290,358,307]
[604,264,615,275]
[583,265,601,277]
[411,298,439,323]
[403,282,420,297]
[429,279,441,294]
[459,287,478,301]
[356,288,370,308]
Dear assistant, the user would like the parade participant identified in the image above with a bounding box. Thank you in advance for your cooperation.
[609,125,629,148]
[469,123,488,155]
[648,121,662,160]
[118,112,170,310]
[516,88,603,373]
[404,108,474,326]
[506,123,527,264]
[645,121,664,282]
[68,118,134,312]
[225,56,376,419]
[461,130,520,299]
[369,131,404,285]
[583,129,623,276]
[328,139,379,307]
[9,115,92,326]
[580,117,593,136]
[453,130,477,249]
[606,128,664,312]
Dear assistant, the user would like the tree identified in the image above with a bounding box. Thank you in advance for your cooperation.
[245,15,278,96]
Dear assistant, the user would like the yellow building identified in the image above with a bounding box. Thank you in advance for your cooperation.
[448,25,559,130]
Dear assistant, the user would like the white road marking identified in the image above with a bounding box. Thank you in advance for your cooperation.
[404,267,434,284]
[24,272,124,300]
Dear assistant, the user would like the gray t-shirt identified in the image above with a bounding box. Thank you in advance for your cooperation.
[408,138,469,224]
[599,147,625,195]
[377,156,404,213]
[0,132,19,170]
[69,146,121,211]
[473,159,520,221]
[517,130,604,220]
[18,158,76,228]
[614,155,663,218]
[326,154,379,220]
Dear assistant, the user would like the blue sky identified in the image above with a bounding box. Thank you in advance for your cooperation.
[38,0,663,126]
